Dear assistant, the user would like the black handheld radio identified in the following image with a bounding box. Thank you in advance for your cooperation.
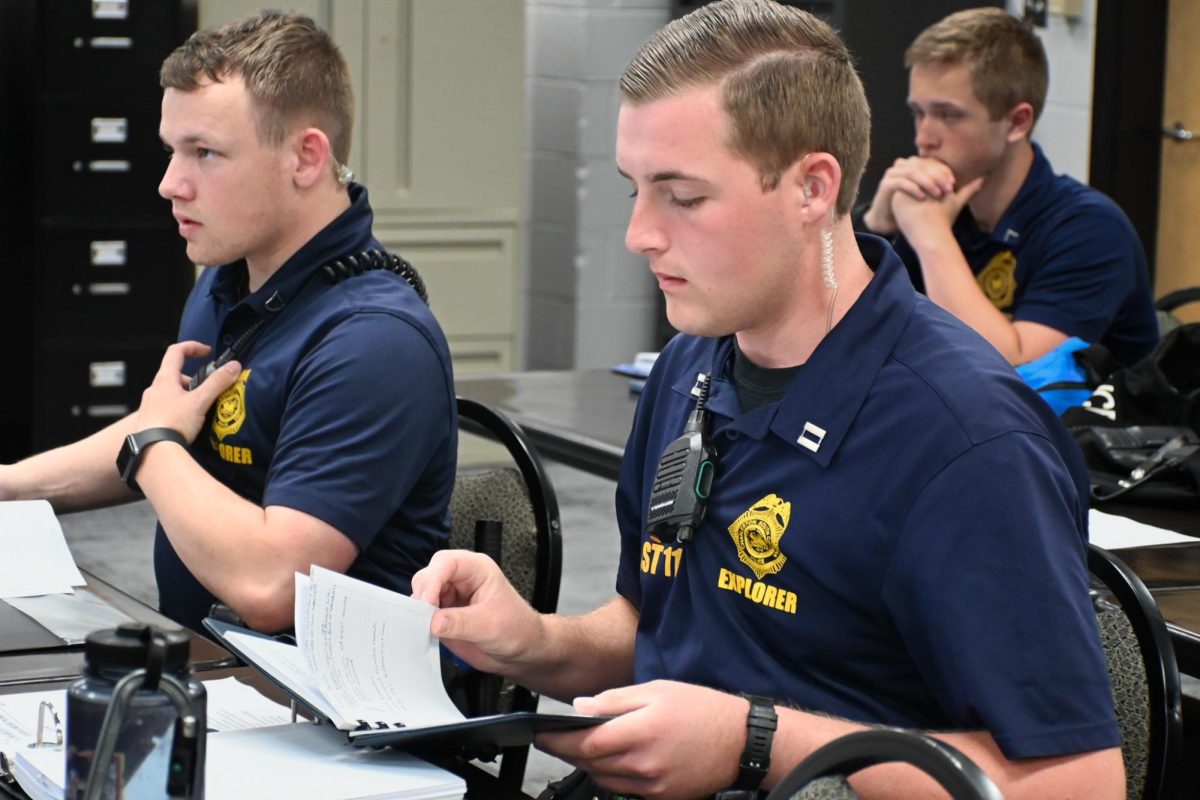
[646,373,717,542]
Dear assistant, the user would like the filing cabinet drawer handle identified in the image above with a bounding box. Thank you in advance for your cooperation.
[87,282,131,296]
[82,160,132,173]
[86,36,133,49]
[83,405,129,419]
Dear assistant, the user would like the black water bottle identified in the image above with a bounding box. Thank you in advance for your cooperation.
[66,623,207,799]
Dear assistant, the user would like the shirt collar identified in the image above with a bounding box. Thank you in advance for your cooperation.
[985,142,1052,248]
[207,182,376,315]
[670,234,915,467]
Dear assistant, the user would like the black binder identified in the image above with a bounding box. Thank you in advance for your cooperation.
[203,618,607,754]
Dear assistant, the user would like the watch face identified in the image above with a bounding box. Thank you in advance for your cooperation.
[117,435,139,483]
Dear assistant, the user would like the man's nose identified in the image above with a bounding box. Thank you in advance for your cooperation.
[159,155,187,201]
[625,196,667,255]
[914,118,938,152]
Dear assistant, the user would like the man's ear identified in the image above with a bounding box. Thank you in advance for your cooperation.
[292,127,333,189]
[1006,102,1035,143]
[791,151,841,223]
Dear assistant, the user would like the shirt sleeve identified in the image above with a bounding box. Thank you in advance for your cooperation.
[882,431,1120,759]
[1010,203,1143,343]
[262,310,454,550]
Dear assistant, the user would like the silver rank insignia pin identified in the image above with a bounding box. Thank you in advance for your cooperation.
[797,421,826,453]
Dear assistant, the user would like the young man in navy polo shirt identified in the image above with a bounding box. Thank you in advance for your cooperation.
[412,2,1123,797]
[0,12,456,634]
[861,8,1156,367]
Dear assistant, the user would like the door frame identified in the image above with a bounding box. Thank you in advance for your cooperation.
[1088,0,1168,280]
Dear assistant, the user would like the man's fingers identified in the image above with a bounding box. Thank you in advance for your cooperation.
[190,360,242,407]
[412,550,490,605]
[957,175,986,203]
[155,341,213,381]
[891,177,929,201]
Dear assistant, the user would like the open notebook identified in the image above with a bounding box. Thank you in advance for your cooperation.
[204,567,605,753]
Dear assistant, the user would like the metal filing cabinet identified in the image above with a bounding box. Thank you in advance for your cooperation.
[0,0,197,457]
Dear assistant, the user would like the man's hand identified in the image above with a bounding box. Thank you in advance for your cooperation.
[890,174,984,246]
[536,681,748,800]
[863,156,958,235]
[131,342,241,442]
[411,550,544,675]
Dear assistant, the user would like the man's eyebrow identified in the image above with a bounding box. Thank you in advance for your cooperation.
[616,167,706,183]
[159,133,208,147]
[908,99,965,113]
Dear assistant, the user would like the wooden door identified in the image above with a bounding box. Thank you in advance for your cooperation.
[1155,0,1200,322]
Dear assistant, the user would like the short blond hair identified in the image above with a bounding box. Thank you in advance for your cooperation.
[619,0,869,216]
[160,10,354,166]
[905,8,1048,124]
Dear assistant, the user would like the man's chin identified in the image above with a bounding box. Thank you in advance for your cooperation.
[664,310,735,340]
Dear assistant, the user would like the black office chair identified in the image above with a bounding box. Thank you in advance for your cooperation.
[445,396,563,790]
[1088,544,1183,800]
[767,729,1004,800]
[1154,287,1200,338]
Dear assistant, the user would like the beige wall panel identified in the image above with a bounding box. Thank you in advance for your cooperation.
[374,223,517,337]
[197,0,525,369]
[200,0,326,29]
[347,1,524,214]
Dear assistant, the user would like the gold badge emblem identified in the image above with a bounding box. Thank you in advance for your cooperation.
[212,368,251,441]
[727,493,791,580]
[976,250,1017,308]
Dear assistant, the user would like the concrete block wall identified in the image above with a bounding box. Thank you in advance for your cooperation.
[1007,0,1098,182]
[525,0,670,370]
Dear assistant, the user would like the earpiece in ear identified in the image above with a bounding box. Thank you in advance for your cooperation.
[803,181,814,201]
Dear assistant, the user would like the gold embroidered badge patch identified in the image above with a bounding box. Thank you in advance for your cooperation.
[976,250,1017,308]
[727,493,791,580]
[212,368,251,441]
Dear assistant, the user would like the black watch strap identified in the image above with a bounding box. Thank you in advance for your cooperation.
[718,695,776,799]
[117,427,188,494]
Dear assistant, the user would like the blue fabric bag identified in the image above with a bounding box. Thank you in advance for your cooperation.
[1016,337,1095,415]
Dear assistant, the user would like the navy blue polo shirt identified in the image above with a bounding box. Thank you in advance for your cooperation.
[615,235,1119,759]
[155,184,457,632]
[894,143,1157,366]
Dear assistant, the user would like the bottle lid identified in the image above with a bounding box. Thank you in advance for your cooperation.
[83,623,190,673]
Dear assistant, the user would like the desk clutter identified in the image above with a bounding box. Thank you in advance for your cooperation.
[207,566,602,752]
[1,676,463,800]
[0,501,134,652]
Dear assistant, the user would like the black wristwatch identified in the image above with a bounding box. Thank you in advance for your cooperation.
[717,695,777,799]
[116,428,188,494]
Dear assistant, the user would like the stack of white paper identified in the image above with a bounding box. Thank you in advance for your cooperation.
[0,500,86,598]
[205,723,465,800]
[1088,509,1196,551]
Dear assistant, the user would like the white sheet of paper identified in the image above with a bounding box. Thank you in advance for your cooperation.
[0,500,86,598]
[202,677,294,732]
[205,722,465,800]
[223,632,342,725]
[1088,509,1196,550]
[305,566,465,730]
[6,587,134,644]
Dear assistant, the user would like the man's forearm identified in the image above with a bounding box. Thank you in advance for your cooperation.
[0,415,141,512]
[135,442,356,632]
[511,595,638,702]
[907,227,1027,362]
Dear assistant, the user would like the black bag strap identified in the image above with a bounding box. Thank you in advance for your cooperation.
[1089,433,1200,502]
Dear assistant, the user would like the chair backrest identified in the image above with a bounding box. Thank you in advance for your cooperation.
[767,729,1004,800]
[446,396,563,790]
[1088,544,1183,800]
[1155,287,1200,337]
